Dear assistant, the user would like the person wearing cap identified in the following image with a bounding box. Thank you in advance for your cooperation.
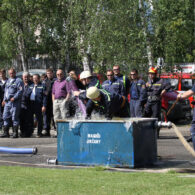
[85,86,130,120]
[177,85,195,150]
[74,70,101,106]
[79,70,101,89]
[129,68,147,117]
[102,69,125,96]
[144,67,171,125]
[113,65,130,97]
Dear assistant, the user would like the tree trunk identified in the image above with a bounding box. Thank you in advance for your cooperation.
[139,0,154,67]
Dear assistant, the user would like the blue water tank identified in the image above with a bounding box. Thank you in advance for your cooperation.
[57,118,157,168]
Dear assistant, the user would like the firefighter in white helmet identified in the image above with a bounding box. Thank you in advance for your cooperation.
[85,86,130,120]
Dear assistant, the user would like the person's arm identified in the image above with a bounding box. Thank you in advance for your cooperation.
[12,79,24,101]
[177,90,194,100]
[52,94,55,102]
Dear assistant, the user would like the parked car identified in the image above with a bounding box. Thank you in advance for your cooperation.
[16,69,46,78]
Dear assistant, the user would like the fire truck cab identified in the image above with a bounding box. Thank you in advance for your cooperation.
[160,64,195,121]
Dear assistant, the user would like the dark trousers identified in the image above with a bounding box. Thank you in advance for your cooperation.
[144,101,161,120]
[115,101,130,118]
[43,103,54,132]
[31,102,43,135]
[190,108,195,150]
[20,107,33,137]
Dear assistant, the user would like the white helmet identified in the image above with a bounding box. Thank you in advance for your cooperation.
[86,86,100,100]
[80,70,92,80]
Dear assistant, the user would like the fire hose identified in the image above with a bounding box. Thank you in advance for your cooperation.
[158,122,195,157]
[159,98,195,157]
[0,147,37,154]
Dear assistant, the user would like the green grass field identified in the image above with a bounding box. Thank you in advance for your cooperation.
[0,166,194,195]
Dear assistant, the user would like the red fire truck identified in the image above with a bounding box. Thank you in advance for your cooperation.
[160,64,195,121]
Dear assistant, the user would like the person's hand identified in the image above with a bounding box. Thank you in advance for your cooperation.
[42,106,46,113]
[2,101,5,107]
[73,91,80,96]
[160,89,166,97]
[177,93,183,100]
[10,97,14,102]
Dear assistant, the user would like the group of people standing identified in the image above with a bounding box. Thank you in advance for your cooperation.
[84,65,171,123]
[0,65,173,139]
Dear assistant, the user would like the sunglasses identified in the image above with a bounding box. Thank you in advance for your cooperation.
[130,73,136,76]
[107,74,113,76]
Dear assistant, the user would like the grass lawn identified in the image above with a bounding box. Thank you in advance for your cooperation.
[0,166,194,195]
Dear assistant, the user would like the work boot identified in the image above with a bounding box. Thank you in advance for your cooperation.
[12,126,18,138]
[0,126,10,138]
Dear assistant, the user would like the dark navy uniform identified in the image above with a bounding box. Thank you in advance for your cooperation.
[190,84,195,150]
[86,89,130,119]
[86,76,101,89]
[145,78,171,119]
[29,83,47,136]
[102,78,125,96]
[0,79,8,128]
[42,77,56,135]
[20,81,33,137]
[3,77,23,127]
[130,79,147,117]
[114,74,130,97]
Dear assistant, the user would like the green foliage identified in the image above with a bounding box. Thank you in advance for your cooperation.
[0,0,194,72]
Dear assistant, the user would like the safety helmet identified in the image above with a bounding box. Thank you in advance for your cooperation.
[86,86,100,100]
[80,70,92,80]
[148,67,157,74]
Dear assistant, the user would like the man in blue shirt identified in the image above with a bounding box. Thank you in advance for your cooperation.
[29,74,47,137]
[102,69,125,96]
[129,69,147,117]
[1,68,23,138]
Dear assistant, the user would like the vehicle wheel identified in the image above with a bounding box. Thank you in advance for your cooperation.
[160,108,167,122]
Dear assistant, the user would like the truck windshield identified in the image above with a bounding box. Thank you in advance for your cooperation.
[181,79,194,90]
[163,79,178,90]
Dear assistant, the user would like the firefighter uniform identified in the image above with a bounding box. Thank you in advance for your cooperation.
[130,79,147,117]
[29,83,47,136]
[0,78,8,128]
[86,87,130,119]
[42,77,56,135]
[2,77,23,138]
[102,78,125,96]
[190,84,195,150]
[79,76,101,103]
[114,74,130,97]
[86,76,100,89]
[20,81,34,137]
[145,78,171,119]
